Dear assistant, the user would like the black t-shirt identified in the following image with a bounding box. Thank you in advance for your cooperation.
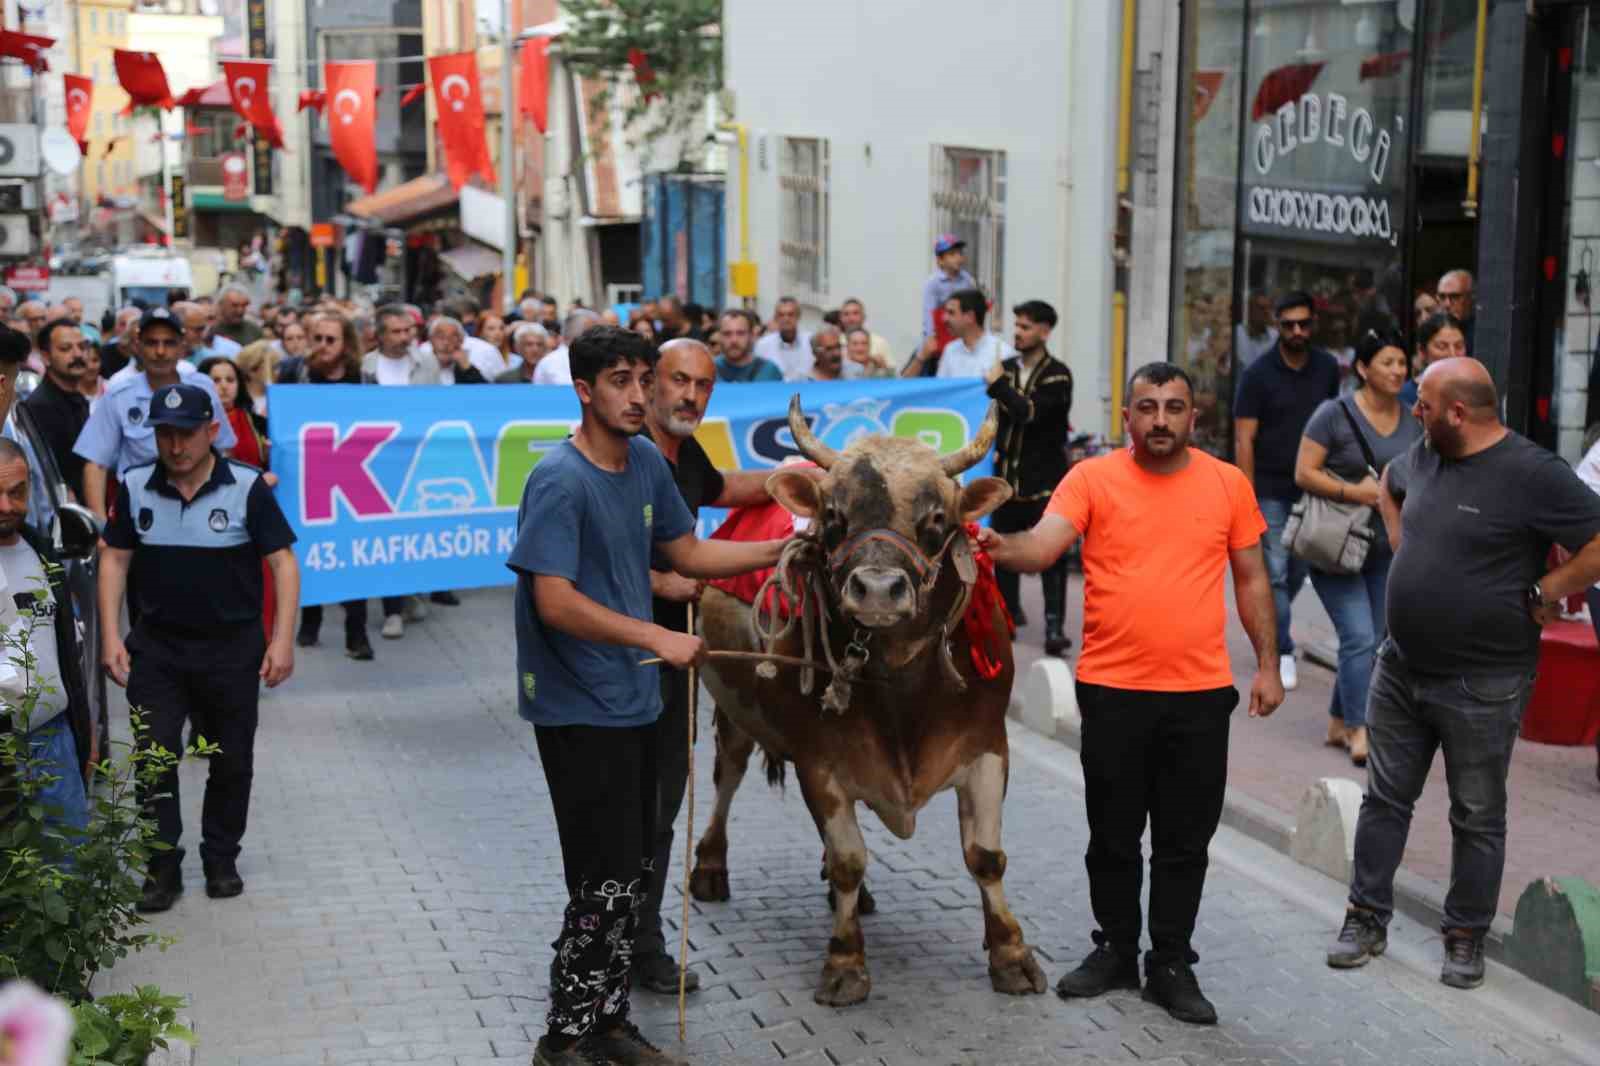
[1234,343,1341,500]
[1386,433,1600,675]
[22,376,89,499]
[643,428,725,634]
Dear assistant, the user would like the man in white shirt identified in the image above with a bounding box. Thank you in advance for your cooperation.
[913,287,1012,378]
[419,320,506,380]
[532,309,599,385]
[753,297,811,379]
[361,305,439,385]
[1233,291,1279,369]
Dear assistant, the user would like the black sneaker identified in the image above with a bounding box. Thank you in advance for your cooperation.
[346,636,375,661]
[1043,623,1072,657]
[1055,934,1140,998]
[203,855,244,899]
[531,1037,612,1066]
[1326,908,1387,968]
[583,1020,687,1065]
[136,861,183,913]
[1142,953,1217,1025]
[1441,928,1486,990]
[429,590,461,606]
[631,949,700,995]
[296,627,320,648]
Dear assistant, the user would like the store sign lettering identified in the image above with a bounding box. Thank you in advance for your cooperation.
[1246,187,1392,240]
[1252,91,1391,185]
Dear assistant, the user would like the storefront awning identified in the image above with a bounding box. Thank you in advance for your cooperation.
[192,191,258,212]
[440,241,503,281]
[347,173,458,226]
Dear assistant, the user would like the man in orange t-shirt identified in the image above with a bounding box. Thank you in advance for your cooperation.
[979,361,1283,1026]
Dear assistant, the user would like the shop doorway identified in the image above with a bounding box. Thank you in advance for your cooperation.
[1409,161,1477,328]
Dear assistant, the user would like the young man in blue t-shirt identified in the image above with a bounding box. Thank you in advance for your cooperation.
[508,325,784,1066]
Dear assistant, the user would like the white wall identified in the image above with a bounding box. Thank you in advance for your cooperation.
[723,0,1112,434]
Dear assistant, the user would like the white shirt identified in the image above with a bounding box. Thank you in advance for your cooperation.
[754,330,812,381]
[375,353,411,386]
[0,538,67,725]
[1234,324,1279,368]
[464,335,507,380]
[936,332,1012,378]
[532,345,572,385]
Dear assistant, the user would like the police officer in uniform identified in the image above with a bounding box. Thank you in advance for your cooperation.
[73,306,236,522]
[984,300,1074,655]
[98,383,299,912]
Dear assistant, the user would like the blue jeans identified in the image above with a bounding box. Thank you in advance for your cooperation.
[1259,496,1308,655]
[25,715,88,837]
[1348,641,1534,932]
[1309,548,1392,730]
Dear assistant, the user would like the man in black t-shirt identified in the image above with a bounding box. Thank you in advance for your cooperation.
[634,338,806,993]
[1326,359,1600,990]
[1233,291,1340,692]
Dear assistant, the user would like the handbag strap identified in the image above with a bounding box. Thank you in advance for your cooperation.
[1338,397,1381,475]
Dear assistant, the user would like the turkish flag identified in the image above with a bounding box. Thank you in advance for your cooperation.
[520,39,549,133]
[324,61,378,194]
[627,48,658,102]
[114,49,175,111]
[428,52,495,191]
[222,60,284,149]
[0,30,52,73]
[64,74,92,155]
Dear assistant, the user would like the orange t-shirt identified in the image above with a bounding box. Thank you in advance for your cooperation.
[1045,448,1266,692]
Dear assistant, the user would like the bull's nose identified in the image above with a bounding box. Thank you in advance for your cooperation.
[841,567,915,626]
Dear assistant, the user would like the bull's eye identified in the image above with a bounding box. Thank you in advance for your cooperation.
[918,511,948,553]
[821,506,846,546]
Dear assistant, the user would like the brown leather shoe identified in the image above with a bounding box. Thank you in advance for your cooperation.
[1348,727,1369,767]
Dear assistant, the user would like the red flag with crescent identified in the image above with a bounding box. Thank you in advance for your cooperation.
[0,29,52,73]
[222,60,284,149]
[324,61,378,194]
[520,38,549,134]
[114,49,175,112]
[428,52,495,191]
[65,74,92,155]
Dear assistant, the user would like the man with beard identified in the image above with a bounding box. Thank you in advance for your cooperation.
[983,300,1073,652]
[509,326,784,1065]
[1328,358,1600,991]
[804,327,845,381]
[1233,291,1339,693]
[23,319,91,499]
[631,338,815,995]
[980,361,1282,1026]
[714,308,781,383]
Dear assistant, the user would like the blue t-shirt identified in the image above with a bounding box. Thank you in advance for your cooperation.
[715,355,783,383]
[507,435,695,727]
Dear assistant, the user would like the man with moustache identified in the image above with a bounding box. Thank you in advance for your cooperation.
[1328,358,1600,990]
[804,326,845,381]
[752,296,811,379]
[1233,291,1340,692]
[714,308,781,383]
[509,325,784,1065]
[980,362,1282,1026]
[629,337,803,995]
[23,319,91,499]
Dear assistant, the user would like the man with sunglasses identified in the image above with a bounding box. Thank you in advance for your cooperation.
[1436,269,1475,353]
[1233,291,1340,693]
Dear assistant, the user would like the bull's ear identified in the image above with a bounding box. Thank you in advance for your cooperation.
[768,470,823,518]
[958,477,1012,522]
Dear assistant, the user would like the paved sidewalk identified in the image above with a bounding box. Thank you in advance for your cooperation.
[1009,574,1600,921]
[98,589,1595,1065]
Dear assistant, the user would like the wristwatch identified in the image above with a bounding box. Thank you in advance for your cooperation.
[1527,581,1551,610]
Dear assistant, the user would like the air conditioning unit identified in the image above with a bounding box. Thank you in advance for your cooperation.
[0,215,33,256]
[0,126,39,178]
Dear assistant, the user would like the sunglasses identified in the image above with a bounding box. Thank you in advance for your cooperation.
[1278,319,1313,333]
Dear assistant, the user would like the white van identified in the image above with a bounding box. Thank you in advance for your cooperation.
[108,251,193,310]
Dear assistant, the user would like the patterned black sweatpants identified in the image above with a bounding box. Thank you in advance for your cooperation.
[534,719,659,1043]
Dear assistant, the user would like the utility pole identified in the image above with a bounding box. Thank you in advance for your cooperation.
[499,0,514,314]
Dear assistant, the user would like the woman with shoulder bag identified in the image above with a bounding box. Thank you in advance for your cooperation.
[1293,329,1421,766]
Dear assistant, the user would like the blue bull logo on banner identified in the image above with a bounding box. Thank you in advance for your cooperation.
[269,379,993,606]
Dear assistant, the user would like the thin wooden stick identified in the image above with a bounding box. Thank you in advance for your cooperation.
[678,600,696,1043]
[640,650,832,671]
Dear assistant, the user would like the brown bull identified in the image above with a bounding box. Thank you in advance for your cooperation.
[687,397,1047,1007]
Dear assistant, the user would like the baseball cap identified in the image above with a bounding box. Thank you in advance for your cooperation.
[138,306,183,336]
[934,233,966,256]
[147,384,213,429]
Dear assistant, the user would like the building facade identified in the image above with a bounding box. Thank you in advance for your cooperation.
[74,0,135,208]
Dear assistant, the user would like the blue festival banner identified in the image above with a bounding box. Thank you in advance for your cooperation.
[268,380,992,606]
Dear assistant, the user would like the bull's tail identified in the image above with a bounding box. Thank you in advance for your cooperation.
[762,747,787,790]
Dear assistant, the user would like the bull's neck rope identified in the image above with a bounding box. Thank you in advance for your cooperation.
[749,526,974,715]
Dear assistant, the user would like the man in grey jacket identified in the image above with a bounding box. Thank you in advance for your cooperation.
[362,305,439,385]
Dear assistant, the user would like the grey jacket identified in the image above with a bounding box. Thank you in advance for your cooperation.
[361,348,440,385]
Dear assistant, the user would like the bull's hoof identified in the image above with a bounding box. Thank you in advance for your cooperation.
[988,949,1047,996]
[825,882,877,915]
[689,864,730,902]
[814,963,871,1007]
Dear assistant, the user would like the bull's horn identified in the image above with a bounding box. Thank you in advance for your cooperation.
[940,402,1000,476]
[787,394,838,470]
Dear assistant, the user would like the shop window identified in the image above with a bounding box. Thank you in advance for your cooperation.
[778,136,829,301]
[930,145,1006,328]
[1420,0,1485,157]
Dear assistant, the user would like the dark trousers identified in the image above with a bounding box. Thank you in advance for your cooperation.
[1348,641,1534,932]
[535,720,659,1043]
[1077,682,1237,960]
[130,654,260,864]
[299,597,404,642]
[991,498,1066,625]
[635,669,693,959]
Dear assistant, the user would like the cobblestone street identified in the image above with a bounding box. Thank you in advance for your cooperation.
[102,589,1599,1065]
